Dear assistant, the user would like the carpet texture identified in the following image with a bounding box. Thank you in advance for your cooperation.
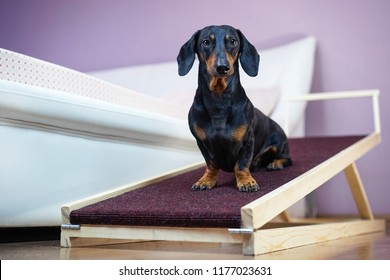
[70,136,364,228]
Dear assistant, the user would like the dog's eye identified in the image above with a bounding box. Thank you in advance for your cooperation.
[202,39,211,47]
[229,38,237,46]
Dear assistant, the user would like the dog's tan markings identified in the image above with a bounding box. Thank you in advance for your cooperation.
[192,162,219,190]
[267,159,287,171]
[209,77,227,94]
[194,124,206,140]
[210,34,215,41]
[206,53,216,75]
[226,53,235,70]
[225,35,238,71]
[232,124,247,142]
[198,52,205,62]
[227,52,238,73]
[234,164,259,192]
[263,145,277,154]
[205,53,228,94]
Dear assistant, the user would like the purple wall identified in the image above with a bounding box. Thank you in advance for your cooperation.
[1,0,389,215]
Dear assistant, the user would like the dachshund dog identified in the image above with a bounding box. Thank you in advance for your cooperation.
[177,25,292,192]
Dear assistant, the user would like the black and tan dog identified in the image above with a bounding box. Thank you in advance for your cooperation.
[177,25,292,192]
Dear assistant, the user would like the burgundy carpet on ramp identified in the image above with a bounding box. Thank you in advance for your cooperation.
[70,136,364,228]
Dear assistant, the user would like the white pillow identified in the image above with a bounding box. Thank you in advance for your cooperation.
[245,86,280,116]
[161,86,280,117]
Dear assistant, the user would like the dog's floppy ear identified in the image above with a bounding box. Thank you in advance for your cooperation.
[177,31,199,76]
[237,30,260,77]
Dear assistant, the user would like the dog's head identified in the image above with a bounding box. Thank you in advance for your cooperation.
[177,25,260,82]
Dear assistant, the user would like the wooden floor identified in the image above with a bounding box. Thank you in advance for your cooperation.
[1,218,389,260]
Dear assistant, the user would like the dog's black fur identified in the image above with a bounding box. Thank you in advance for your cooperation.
[177,25,292,192]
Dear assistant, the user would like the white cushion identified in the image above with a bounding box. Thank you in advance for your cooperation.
[162,86,280,117]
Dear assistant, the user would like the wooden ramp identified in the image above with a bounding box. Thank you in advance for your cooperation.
[60,90,384,255]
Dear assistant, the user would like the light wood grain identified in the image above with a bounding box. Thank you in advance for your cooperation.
[344,162,374,220]
[61,225,243,248]
[243,219,385,255]
[284,89,380,137]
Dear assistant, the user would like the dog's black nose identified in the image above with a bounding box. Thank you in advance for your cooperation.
[216,65,230,75]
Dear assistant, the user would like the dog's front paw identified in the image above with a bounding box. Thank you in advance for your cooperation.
[237,178,260,192]
[235,166,260,192]
[192,165,219,191]
[192,179,218,191]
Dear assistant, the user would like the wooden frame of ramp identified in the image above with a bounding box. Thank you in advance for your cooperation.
[61,90,384,255]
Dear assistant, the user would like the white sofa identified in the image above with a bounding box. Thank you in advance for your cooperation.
[0,36,315,227]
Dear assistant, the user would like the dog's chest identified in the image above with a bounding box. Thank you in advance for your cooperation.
[210,114,229,132]
[205,117,245,172]
[196,102,246,141]
[207,113,245,144]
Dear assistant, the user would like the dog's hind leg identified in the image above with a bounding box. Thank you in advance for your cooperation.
[252,132,292,171]
[263,141,292,171]
[267,157,292,170]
